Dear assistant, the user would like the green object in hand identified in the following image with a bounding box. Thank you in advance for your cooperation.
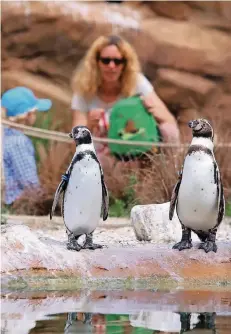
[108,95,160,157]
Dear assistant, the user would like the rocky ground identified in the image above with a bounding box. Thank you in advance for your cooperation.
[4,214,231,247]
[1,213,231,291]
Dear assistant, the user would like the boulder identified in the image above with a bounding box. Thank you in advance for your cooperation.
[147,1,192,20]
[1,0,231,147]
[142,18,231,76]
[1,1,150,81]
[1,71,72,106]
[154,68,218,108]
[134,1,231,30]
[131,202,181,242]
[131,202,231,243]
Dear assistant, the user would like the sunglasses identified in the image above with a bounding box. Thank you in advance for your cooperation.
[98,57,126,66]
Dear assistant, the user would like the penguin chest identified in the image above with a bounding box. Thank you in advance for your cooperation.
[63,155,102,235]
[177,152,218,231]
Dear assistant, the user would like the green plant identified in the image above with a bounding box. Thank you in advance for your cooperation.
[225,201,231,217]
[109,197,127,217]
[1,204,13,224]
[109,173,139,217]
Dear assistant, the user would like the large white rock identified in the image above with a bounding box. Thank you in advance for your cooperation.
[131,202,196,243]
[131,202,231,243]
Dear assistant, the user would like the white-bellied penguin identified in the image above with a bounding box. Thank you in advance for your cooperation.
[50,126,109,251]
[169,119,225,253]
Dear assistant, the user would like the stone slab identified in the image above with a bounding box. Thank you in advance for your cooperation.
[1,224,231,291]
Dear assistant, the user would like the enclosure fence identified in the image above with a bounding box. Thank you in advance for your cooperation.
[2,119,231,148]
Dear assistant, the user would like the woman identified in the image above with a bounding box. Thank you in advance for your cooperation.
[71,35,180,156]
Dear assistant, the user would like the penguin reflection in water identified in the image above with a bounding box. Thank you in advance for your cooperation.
[169,119,225,253]
[50,126,109,251]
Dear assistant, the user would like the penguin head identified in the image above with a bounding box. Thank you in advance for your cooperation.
[188,118,214,141]
[69,126,92,145]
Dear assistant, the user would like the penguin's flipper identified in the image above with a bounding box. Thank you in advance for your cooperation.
[216,168,225,226]
[50,174,69,220]
[95,156,109,221]
[169,169,182,220]
[101,176,109,221]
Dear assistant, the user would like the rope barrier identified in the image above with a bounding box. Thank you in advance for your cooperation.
[2,119,231,148]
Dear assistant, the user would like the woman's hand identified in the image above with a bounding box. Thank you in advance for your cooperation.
[88,108,105,130]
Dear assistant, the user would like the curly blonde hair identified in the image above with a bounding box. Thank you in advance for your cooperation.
[71,35,141,99]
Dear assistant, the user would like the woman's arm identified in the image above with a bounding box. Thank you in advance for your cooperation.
[142,91,177,125]
[142,91,180,143]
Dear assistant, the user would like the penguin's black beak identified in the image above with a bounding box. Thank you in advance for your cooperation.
[68,133,73,138]
[188,120,199,129]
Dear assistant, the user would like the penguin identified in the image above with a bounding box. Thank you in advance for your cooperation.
[50,125,109,251]
[64,312,92,333]
[169,119,225,253]
[179,312,216,334]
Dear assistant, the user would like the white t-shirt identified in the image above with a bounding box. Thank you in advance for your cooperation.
[71,72,154,115]
[71,73,154,152]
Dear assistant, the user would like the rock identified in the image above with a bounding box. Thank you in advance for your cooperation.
[1,71,72,106]
[154,68,218,108]
[142,18,231,76]
[131,202,181,243]
[148,1,192,20]
[202,93,231,129]
[144,1,231,29]
[1,1,149,79]
[131,202,231,243]
[1,221,231,291]
[2,0,231,131]
[190,13,231,32]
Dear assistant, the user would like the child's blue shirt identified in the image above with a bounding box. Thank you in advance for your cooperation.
[2,127,40,204]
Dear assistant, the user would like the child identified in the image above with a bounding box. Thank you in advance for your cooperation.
[1,86,52,206]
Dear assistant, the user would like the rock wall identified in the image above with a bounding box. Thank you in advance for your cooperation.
[2,1,231,139]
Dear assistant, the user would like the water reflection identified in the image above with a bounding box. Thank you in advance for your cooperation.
[27,311,229,334]
[130,311,216,333]
[2,289,231,333]
[64,313,92,333]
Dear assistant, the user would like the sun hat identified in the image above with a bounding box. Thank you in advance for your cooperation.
[1,86,52,120]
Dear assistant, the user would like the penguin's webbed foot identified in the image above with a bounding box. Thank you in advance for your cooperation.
[82,242,103,250]
[173,240,193,251]
[66,233,81,251]
[198,241,217,253]
[66,241,81,251]
[82,233,103,250]
[173,226,192,251]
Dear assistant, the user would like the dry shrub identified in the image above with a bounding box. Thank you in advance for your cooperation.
[12,141,74,215]
[12,186,55,216]
[133,115,231,206]
[134,148,185,205]
[207,112,231,200]
[100,154,139,199]
[11,114,231,216]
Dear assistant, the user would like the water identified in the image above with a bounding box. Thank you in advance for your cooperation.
[1,289,231,333]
